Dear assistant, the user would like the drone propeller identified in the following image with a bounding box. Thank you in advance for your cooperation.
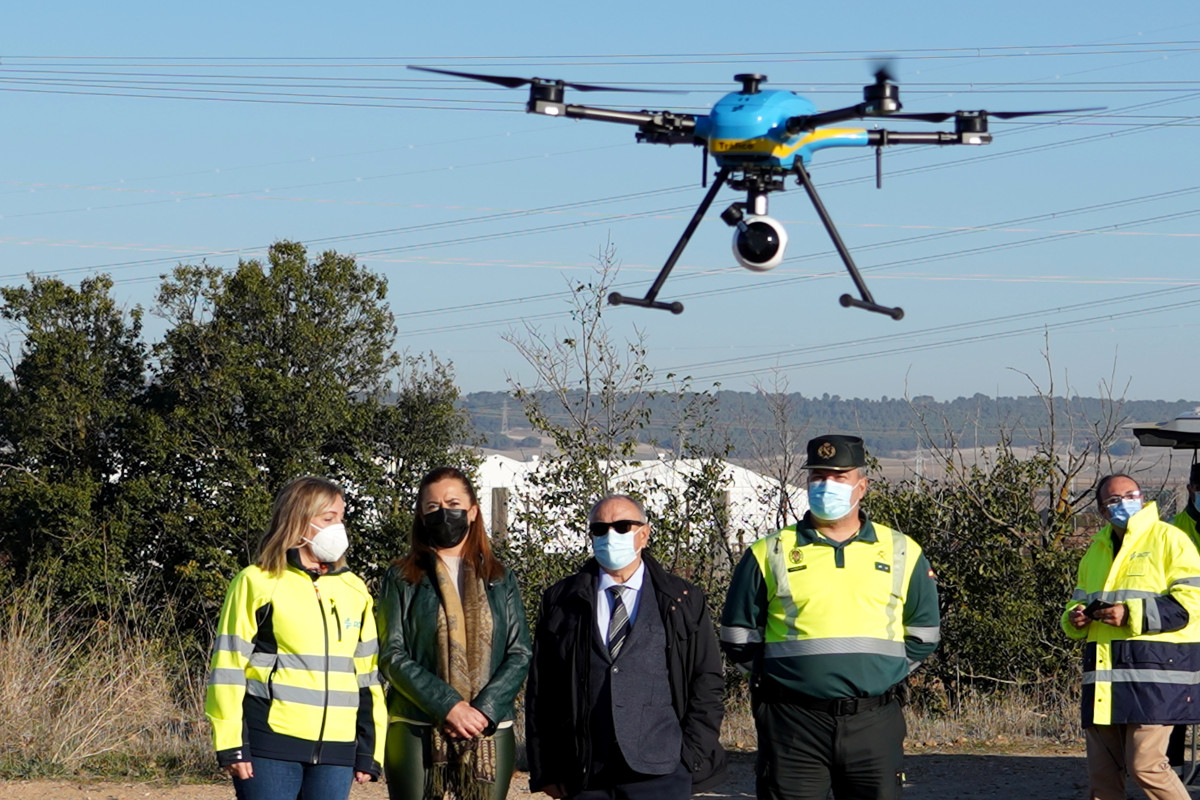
[871,61,897,87]
[407,65,660,93]
[887,107,1104,123]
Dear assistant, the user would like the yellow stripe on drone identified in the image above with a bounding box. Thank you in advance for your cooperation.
[709,128,866,158]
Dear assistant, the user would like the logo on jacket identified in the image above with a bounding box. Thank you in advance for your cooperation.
[789,548,804,564]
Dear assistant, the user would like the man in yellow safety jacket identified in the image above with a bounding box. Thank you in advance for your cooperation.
[721,434,940,800]
[1167,463,1200,767]
[1172,464,1200,552]
[1063,473,1200,800]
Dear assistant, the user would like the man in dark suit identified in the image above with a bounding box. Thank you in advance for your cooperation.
[526,493,726,800]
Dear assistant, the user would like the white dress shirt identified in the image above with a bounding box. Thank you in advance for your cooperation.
[595,559,646,647]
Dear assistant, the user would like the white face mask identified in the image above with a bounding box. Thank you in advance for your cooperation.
[304,522,348,563]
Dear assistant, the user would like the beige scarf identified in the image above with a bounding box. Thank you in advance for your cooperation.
[429,555,496,800]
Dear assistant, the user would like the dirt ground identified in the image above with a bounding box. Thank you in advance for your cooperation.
[5,749,1198,800]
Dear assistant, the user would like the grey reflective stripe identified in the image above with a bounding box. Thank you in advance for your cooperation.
[907,625,941,644]
[1084,668,1200,685]
[1107,589,1166,602]
[765,537,801,624]
[720,625,763,644]
[1072,589,1088,603]
[358,670,380,689]
[276,653,355,674]
[1144,598,1162,633]
[907,658,922,675]
[213,634,255,658]
[1081,589,1164,604]
[249,652,276,669]
[884,533,908,642]
[1172,576,1200,588]
[246,678,269,699]
[764,637,907,659]
[271,685,360,708]
[355,640,379,658]
[208,668,247,686]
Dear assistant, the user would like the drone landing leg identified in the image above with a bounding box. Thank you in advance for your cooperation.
[609,166,731,314]
[794,163,904,321]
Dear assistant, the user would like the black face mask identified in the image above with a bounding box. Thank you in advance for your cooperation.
[422,507,469,549]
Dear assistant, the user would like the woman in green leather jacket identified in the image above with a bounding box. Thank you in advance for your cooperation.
[377,466,531,800]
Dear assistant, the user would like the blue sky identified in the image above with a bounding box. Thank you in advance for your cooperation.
[4,2,1199,403]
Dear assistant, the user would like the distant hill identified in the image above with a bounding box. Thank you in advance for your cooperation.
[459,390,1199,458]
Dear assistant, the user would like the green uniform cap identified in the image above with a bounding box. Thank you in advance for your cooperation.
[802,434,866,471]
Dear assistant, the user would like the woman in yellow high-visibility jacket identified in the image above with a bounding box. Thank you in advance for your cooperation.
[206,476,386,800]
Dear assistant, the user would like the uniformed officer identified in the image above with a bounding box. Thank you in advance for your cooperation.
[720,434,940,800]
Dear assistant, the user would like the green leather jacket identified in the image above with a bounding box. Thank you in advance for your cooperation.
[377,561,531,727]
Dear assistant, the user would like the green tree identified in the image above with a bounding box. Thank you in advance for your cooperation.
[497,244,738,624]
[868,360,1128,706]
[0,275,147,603]
[142,241,402,624]
[356,352,480,584]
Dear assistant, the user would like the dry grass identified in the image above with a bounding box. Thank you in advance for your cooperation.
[906,685,1083,752]
[720,684,1084,755]
[0,583,212,778]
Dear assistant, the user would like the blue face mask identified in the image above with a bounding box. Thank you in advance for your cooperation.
[592,529,640,571]
[808,479,861,521]
[1107,498,1143,528]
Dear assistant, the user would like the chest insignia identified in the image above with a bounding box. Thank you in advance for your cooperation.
[789,548,804,565]
[875,562,891,573]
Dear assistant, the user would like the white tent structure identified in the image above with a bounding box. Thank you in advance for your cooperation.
[474,453,806,550]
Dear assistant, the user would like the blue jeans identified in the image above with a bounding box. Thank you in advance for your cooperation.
[232,756,354,800]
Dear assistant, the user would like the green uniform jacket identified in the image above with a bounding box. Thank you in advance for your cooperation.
[720,512,940,699]
[1061,502,1200,727]
[376,561,531,728]
[205,551,387,774]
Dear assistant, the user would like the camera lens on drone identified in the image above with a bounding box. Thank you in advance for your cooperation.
[737,221,782,262]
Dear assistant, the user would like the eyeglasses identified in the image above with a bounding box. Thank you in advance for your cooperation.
[1101,490,1142,509]
[588,520,644,537]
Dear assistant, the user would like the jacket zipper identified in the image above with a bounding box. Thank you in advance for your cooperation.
[312,578,330,763]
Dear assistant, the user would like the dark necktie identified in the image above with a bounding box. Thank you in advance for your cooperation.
[607,585,630,659]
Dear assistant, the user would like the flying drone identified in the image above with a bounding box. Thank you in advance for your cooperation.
[411,66,1098,319]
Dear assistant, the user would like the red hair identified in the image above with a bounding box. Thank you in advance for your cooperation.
[394,466,505,584]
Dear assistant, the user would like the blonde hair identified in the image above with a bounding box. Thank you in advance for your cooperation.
[257,476,346,575]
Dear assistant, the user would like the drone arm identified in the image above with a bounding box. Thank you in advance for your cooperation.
[530,99,698,143]
[786,104,873,135]
[868,130,993,147]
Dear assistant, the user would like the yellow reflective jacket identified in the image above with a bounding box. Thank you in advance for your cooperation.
[205,552,386,773]
[1062,503,1200,726]
[721,515,940,699]
[1173,504,1200,554]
